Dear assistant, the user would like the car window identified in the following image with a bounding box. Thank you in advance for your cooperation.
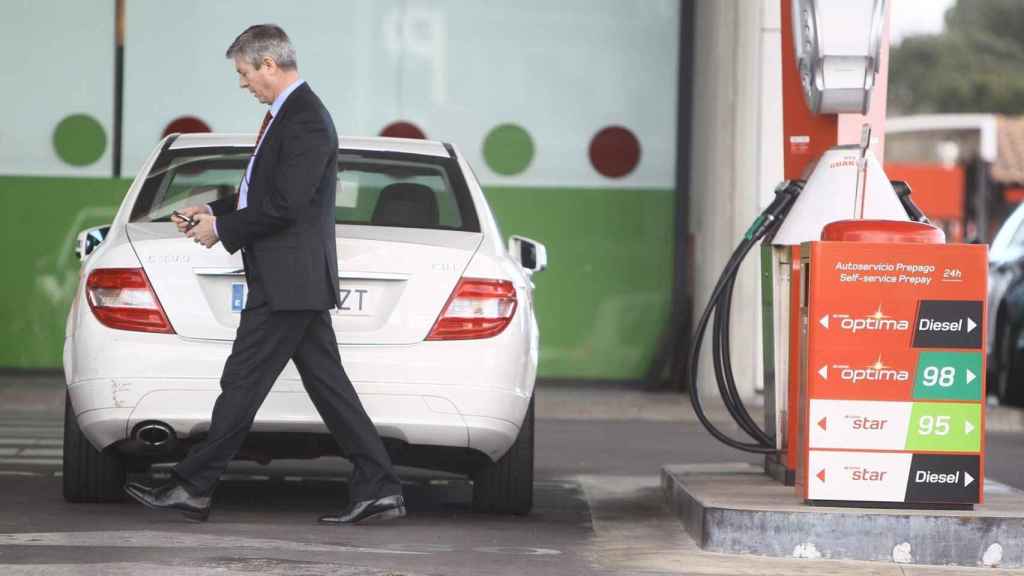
[991,203,1024,259]
[129,146,480,232]
[336,156,462,228]
[1008,220,1024,248]
[139,154,247,220]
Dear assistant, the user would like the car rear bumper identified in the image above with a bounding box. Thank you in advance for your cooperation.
[68,378,527,462]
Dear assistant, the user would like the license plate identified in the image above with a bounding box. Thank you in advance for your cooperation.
[334,284,373,316]
[229,283,373,315]
[231,283,247,312]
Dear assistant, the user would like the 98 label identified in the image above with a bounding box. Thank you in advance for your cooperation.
[913,352,982,401]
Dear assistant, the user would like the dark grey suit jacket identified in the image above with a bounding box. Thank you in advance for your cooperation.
[209,83,341,311]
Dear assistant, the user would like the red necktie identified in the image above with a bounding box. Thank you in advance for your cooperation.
[256,110,272,144]
[238,111,274,209]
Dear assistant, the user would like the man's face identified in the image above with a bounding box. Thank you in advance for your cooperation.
[234,56,275,104]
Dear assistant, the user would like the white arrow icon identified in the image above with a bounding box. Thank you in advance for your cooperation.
[820,315,829,329]
[965,472,975,487]
[819,365,828,380]
[966,369,976,385]
[967,318,977,333]
[965,421,975,435]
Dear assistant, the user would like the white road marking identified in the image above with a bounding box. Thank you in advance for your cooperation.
[0,531,427,556]
[0,431,65,467]
[0,458,62,466]
[0,428,62,437]
[0,438,62,446]
[0,563,413,576]
[18,448,62,457]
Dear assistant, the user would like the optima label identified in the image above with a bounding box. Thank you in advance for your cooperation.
[838,366,910,384]
[838,316,911,333]
[809,349,919,401]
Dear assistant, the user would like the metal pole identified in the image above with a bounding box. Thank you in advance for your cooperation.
[646,0,696,390]
[113,0,125,178]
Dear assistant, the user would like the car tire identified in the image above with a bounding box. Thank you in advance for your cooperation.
[471,395,534,515]
[996,321,1024,407]
[62,392,126,502]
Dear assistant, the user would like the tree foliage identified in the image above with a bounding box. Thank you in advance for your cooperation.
[888,0,1024,115]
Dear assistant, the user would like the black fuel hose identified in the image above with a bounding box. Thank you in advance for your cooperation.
[713,275,774,446]
[688,181,803,453]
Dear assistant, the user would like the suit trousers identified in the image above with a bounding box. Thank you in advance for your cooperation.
[172,303,402,502]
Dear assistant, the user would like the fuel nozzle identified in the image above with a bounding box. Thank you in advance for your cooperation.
[891,180,929,224]
[750,180,804,242]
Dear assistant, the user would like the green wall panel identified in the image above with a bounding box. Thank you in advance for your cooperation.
[0,178,675,381]
[483,186,674,379]
[0,177,129,368]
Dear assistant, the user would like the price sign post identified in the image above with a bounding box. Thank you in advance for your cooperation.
[797,239,987,507]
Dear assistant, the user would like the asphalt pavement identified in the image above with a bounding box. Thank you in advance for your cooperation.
[1,373,1023,575]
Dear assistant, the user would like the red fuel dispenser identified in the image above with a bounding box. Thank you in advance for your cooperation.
[797,220,986,506]
[687,0,988,510]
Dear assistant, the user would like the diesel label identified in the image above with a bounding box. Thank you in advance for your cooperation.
[913,300,983,349]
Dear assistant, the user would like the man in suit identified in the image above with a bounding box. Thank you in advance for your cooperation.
[124,24,405,524]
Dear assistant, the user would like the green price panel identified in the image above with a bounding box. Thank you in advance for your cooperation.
[912,352,983,401]
[904,403,981,453]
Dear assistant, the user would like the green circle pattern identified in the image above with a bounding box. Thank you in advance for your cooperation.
[54,114,106,166]
[483,123,534,176]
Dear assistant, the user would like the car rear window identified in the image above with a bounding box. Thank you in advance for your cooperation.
[129,144,480,232]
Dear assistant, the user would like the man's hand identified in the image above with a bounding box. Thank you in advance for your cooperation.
[174,205,211,234]
[186,213,220,248]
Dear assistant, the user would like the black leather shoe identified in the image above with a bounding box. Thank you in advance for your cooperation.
[318,494,405,524]
[124,480,211,522]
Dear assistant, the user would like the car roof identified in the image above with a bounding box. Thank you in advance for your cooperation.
[167,133,452,158]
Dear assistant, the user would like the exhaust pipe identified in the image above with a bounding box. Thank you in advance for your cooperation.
[134,422,175,447]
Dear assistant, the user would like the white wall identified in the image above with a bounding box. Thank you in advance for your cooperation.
[690,0,783,400]
[0,1,679,187]
[0,2,113,175]
[122,0,679,188]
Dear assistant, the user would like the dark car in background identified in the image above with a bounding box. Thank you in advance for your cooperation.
[988,202,1024,405]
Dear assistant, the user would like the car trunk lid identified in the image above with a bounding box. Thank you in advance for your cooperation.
[126,223,482,344]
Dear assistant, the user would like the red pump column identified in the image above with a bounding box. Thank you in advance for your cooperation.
[774,0,893,479]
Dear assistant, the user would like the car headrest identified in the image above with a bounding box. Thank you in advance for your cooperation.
[371,183,440,228]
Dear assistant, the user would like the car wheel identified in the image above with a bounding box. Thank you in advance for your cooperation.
[996,321,1024,407]
[62,392,126,502]
[471,395,534,515]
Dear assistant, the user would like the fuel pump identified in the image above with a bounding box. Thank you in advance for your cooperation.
[688,132,923,454]
[689,0,892,457]
[691,0,988,508]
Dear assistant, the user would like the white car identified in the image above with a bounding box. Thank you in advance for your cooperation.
[63,133,546,515]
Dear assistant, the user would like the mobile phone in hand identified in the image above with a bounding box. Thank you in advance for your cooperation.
[172,210,196,230]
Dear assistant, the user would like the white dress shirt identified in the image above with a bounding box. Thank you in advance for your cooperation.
[237,78,305,210]
[210,78,305,238]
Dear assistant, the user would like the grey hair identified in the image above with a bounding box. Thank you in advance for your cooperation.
[226,24,297,70]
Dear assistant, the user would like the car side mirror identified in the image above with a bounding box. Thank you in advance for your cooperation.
[508,235,547,273]
[75,225,111,261]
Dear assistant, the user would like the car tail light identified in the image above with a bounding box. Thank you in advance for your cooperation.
[85,268,175,334]
[426,278,518,340]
